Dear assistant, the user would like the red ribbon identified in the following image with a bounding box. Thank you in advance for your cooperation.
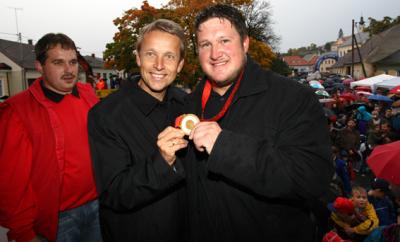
[201,70,244,121]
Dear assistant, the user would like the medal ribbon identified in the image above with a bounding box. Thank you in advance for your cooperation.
[201,70,244,121]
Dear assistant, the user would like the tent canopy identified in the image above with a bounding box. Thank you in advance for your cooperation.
[374,77,400,90]
[350,74,396,91]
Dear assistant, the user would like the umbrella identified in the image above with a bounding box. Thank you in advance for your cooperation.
[319,98,336,103]
[309,80,324,89]
[356,91,373,96]
[367,141,400,185]
[355,86,372,92]
[315,90,330,97]
[339,93,356,101]
[389,85,400,94]
[368,94,393,103]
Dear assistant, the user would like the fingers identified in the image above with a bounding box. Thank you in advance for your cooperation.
[189,121,222,154]
[158,126,185,140]
[157,126,188,165]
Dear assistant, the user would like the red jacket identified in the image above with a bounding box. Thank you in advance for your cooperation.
[0,78,98,242]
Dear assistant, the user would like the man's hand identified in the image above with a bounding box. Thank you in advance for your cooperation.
[189,121,222,154]
[157,126,188,165]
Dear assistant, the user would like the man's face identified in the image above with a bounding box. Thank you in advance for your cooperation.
[136,30,184,101]
[196,18,249,89]
[35,44,78,94]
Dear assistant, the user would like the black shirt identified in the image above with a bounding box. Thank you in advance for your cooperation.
[40,80,79,103]
[203,82,235,120]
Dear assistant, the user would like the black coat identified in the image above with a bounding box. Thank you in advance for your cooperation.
[183,57,334,242]
[88,77,187,242]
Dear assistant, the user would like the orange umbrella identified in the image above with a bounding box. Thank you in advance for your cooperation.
[367,141,400,185]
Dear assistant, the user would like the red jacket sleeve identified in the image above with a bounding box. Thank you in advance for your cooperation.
[0,103,37,242]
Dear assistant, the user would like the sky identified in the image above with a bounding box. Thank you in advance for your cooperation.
[0,0,399,57]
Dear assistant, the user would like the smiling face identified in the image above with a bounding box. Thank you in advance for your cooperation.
[136,30,184,101]
[35,44,78,94]
[197,18,249,95]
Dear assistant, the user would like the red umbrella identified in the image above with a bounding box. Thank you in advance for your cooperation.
[367,141,400,185]
[339,92,356,101]
[356,91,373,96]
[389,85,400,94]
[355,86,372,92]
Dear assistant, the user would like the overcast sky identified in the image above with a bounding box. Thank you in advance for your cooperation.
[0,0,399,57]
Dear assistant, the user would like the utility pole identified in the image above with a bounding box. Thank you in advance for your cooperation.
[8,6,26,89]
[351,19,355,78]
[351,17,367,79]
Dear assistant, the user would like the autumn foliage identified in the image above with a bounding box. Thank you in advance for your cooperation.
[104,0,276,88]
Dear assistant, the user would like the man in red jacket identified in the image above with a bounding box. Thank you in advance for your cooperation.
[0,33,101,242]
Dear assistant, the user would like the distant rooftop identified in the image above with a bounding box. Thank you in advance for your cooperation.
[0,38,105,69]
[0,38,36,69]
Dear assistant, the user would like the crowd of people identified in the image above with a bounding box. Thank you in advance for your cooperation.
[0,3,398,242]
[309,78,400,241]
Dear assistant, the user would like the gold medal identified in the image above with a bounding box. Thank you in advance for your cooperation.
[175,114,200,135]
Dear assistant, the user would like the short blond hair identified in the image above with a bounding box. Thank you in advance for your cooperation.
[351,186,366,196]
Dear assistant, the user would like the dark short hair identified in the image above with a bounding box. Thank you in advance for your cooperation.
[135,19,186,60]
[35,33,77,64]
[194,4,248,42]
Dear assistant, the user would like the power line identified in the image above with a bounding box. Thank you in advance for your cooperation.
[0,32,18,37]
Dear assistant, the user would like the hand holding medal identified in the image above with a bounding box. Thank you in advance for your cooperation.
[175,114,200,136]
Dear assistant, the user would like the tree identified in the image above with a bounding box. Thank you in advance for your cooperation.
[269,56,291,76]
[105,0,278,88]
[240,0,280,50]
[324,42,332,52]
[308,43,317,51]
[364,16,400,35]
[248,37,275,69]
[103,1,163,74]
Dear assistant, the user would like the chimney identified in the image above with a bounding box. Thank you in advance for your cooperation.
[28,39,33,45]
[91,53,95,58]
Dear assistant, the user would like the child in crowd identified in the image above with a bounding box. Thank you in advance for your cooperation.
[327,196,360,241]
[349,186,379,239]
[327,187,379,241]
[368,178,397,226]
[332,146,352,197]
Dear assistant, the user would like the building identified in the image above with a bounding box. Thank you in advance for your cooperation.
[330,23,400,79]
[283,55,318,74]
[334,32,369,58]
[83,53,119,82]
[0,38,118,97]
[0,39,38,97]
